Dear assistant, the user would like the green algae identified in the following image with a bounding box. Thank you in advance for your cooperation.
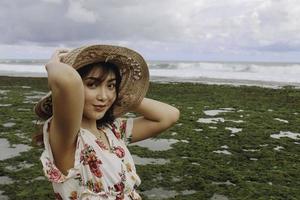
[0,76,299,199]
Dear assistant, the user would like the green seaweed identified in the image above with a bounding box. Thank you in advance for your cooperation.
[0,76,299,199]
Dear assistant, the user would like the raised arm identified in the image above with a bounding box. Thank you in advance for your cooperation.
[46,49,84,146]
[131,98,180,143]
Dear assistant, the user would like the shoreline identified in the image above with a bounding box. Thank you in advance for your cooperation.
[1,74,299,89]
[151,76,300,89]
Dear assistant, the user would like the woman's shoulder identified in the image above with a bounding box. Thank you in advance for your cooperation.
[106,117,134,143]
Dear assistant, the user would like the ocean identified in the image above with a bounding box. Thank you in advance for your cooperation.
[0,59,299,87]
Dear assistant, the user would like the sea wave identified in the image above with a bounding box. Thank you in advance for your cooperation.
[0,60,299,86]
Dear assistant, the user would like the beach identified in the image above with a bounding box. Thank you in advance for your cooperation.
[0,76,299,199]
[1,60,300,88]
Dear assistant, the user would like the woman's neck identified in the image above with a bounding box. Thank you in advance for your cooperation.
[81,118,98,131]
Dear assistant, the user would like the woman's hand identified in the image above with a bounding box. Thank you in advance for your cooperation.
[131,98,180,142]
[49,49,69,63]
[45,48,81,90]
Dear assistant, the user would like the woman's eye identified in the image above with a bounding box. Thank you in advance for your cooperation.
[87,82,97,88]
[108,83,116,89]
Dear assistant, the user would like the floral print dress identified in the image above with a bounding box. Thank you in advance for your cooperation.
[40,117,142,200]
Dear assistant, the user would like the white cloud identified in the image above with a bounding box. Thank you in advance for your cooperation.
[0,44,56,59]
[0,0,300,60]
[42,0,62,4]
[66,0,98,23]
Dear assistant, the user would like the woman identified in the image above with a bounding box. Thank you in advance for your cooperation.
[34,45,180,200]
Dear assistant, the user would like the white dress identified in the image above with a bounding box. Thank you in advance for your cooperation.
[40,117,142,200]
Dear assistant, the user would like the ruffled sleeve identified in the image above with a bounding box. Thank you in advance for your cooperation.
[40,117,79,183]
[110,118,134,145]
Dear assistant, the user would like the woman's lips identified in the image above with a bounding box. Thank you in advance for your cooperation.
[94,105,106,111]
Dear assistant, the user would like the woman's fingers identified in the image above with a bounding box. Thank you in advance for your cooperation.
[58,52,68,61]
[50,48,70,62]
[57,49,69,54]
[55,49,70,56]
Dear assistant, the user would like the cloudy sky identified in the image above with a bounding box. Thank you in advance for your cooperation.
[0,0,299,62]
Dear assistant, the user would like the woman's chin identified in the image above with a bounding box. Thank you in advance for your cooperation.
[84,110,108,121]
[95,112,106,120]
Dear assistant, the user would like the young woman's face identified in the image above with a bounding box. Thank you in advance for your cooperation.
[82,66,117,121]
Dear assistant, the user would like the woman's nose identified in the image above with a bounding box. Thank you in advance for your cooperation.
[96,88,108,101]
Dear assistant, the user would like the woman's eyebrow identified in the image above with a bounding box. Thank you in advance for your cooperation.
[84,77,99,81]
[83,77,116,83]
[107,78,116,82]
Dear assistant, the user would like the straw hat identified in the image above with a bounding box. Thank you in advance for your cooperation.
[34,44,149,120]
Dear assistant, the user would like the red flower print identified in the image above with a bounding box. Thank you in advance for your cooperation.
[69,191,78,200]
[120,121,127,136]
[45,159,64,183]
[94,181,103,193]
[89,161,102,178]
[54,192,63,200]
[114,182,125,192]
[112,125,121,139]
[115,193,124,200]
[113,146,125,158]
[80,144,103,178]
[47,167,63,182]
[85,180,103,193]
[95,139,109,150]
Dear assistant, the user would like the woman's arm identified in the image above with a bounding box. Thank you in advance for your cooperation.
[46,49,84,146]
[131,98,180,143]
